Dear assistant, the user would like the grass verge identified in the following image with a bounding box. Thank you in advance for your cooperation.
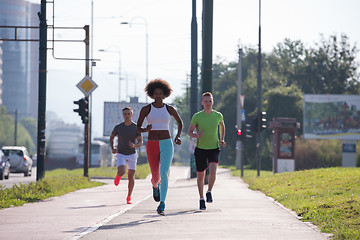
[0,176,103,209]
[0,163,151,209]
[230,167,360,240]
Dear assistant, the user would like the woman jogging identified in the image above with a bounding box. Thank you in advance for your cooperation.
[137,78,183,216]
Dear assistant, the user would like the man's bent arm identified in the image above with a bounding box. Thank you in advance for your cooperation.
[110,133,116,153]
[133,135,143,148]
[219,121,225,141]
[188,123,201,138]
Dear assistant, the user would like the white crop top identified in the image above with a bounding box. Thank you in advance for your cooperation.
[146,104,170,130]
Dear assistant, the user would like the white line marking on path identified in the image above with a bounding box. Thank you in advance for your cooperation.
[70,194,152,240]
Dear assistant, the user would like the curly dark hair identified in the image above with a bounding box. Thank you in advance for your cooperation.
[145,78,173,98]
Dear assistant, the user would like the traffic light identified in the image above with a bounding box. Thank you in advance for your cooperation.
[252,112,267,132]
[235,124,252,141]
[260,111,267,131]
[236,128,242,140]
[73,98,89,124]
[243,123,253,139]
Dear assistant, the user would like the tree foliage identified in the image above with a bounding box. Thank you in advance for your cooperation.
[264,85,304,135]
[20,117,37,149]
[270,34,360,94]
[172,33,360,169]
[0,106,35,154]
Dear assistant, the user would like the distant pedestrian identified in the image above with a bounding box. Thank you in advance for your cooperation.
[188,92,226,210]
[110,107,143,204]
[137,78,183,216]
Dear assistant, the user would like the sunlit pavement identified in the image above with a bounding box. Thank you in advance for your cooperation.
[0,166,330,240]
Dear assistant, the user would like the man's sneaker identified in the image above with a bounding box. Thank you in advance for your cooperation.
[157,202,165,216]
[114,174,121,186]
[199,199,206,210]
[206,191,213,203]
[153,185,160,202]
[126,196,132,204]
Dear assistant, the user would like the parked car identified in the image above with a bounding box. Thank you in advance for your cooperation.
[1,146,33,177]
[0,150,10,180]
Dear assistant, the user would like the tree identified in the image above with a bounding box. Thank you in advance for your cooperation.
[269,39,306,87]
[264,84,304,136]
[301,34,360,94]
[20,117,37,149]
[172,82,191,134]
[0,106,35,154]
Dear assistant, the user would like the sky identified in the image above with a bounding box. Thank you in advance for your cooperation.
[32,0,360,137]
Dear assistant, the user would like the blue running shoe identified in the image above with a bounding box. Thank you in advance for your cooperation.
[206,191,213,203]
[200,199,206,210]
[153,184,160,202]
[157,202,165,216]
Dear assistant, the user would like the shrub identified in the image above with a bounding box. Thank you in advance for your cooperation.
[295,138,342,170]
[137,151,148,165]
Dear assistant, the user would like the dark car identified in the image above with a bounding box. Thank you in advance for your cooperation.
[0,150,10,180]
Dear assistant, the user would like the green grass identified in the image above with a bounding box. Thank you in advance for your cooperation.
[0,164,151,209]
[0,175,103,209]
[230,167,360,240]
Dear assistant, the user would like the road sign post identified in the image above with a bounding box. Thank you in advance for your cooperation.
[76,73,97,177]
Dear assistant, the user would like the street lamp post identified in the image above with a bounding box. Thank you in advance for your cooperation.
[121,16,148,103]
[98,48,122,102]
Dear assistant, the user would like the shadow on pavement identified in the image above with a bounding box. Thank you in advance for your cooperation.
[144,208,221,217]
[68,205,108,209]
[97,219,160,230]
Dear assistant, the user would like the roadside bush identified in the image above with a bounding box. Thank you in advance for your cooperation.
[260,138,273,171]
[137,151,148,165]
[295,138,342,170]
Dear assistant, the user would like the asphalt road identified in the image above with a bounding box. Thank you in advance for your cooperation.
[0,167,36,188]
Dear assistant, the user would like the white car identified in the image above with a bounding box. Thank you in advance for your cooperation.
[1,146,33,177]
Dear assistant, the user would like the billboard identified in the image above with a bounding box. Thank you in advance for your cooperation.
[304,94,360,140]
[103,102,147,136]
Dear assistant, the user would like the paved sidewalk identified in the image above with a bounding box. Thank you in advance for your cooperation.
[0,166,329,240]
[82,168,328,240]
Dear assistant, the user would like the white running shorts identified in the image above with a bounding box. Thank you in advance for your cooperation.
[116,152,138,170]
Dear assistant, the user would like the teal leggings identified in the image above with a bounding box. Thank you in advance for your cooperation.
[146,139,174,202]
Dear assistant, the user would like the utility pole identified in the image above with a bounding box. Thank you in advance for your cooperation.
[84,25,90,177]
[190,0,198,178]
[14,110,18,146]
[256,0,262,177]
[202,0,213,93]
[37,0,47,181]
[90,0,94,167]
[236,48,243,174]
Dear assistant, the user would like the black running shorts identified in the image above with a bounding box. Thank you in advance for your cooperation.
[194,147,220,172]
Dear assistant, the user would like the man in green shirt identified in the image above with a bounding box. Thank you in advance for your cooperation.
[188,92,226,210]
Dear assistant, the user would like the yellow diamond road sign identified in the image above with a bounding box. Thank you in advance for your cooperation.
[76,75,98,96]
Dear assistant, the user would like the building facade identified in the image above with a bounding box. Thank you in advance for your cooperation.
[0,0,39,119]
[0,44,3,105]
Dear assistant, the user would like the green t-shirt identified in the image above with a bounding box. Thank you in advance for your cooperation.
[190,110,223,149]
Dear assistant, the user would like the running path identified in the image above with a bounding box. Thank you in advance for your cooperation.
[0,167,188,240]
[81,168,329,240]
